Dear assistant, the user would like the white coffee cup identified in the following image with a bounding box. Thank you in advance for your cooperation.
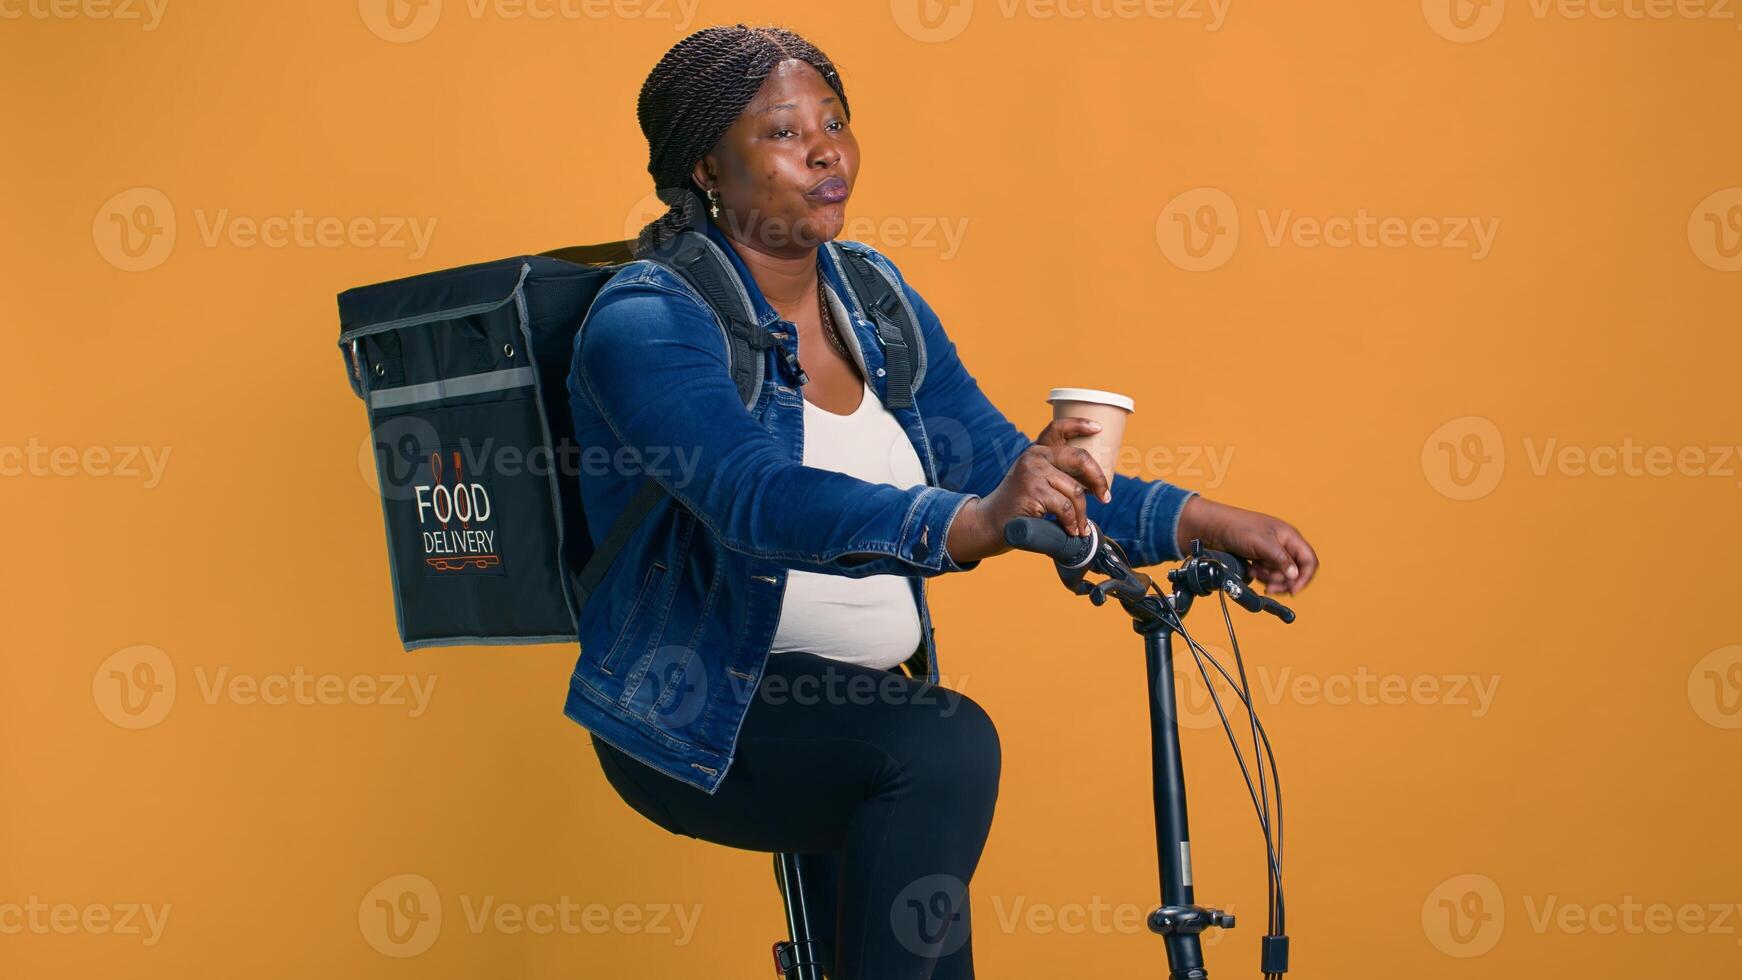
[1047,387,1135,490]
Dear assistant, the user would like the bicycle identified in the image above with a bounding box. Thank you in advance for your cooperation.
[770,516,1299,979]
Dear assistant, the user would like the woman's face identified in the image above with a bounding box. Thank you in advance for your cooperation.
[693,58,858,256]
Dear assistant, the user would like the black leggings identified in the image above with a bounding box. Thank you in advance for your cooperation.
[590,649,1002,979]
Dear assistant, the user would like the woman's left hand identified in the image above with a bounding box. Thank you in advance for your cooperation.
[1176,497,1319,596]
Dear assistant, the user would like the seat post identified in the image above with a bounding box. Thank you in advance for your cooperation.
[771,852,826,979]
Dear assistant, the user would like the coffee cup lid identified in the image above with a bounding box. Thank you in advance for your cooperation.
[1047,387,1135,412]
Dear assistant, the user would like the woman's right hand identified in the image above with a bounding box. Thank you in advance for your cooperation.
[944,417,1112,564]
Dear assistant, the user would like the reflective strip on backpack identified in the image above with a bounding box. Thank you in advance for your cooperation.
[368,366,536,409]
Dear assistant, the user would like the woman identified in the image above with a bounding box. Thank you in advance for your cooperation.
[565,24,1319,979]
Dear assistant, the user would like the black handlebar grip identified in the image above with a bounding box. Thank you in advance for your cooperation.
[1003,517,1092,565]
[1200,549,1253,584]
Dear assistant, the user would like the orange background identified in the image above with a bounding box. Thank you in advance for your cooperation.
[4,1,1740,977]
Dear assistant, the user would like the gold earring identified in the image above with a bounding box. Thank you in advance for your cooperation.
[707,187,720,219]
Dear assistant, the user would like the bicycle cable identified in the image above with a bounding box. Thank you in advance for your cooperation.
[1151,577,1288,977]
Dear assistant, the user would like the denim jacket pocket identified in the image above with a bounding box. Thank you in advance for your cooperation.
[596,561,668,676]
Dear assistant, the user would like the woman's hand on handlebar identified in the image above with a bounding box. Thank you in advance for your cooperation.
[1178,496,1319,596]
[944,418,1112,565]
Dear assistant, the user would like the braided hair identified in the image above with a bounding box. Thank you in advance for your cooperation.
[633,24,851,258]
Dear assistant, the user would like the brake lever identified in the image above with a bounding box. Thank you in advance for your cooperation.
[1172,540,1297,624]
[1064,529,1153,605]
[1220,575,1296,623]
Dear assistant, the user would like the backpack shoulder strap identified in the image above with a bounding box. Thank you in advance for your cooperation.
[565,227,774,613]
[642,231,770,412]
[830,243,924,409]
[570,477,664,611]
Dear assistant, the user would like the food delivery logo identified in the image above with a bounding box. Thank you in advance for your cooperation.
[415,449,503,575]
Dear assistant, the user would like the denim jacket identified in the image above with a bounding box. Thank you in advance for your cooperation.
[563,217,1197,794]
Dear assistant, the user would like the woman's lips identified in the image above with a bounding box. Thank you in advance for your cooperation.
[807,177,848,203]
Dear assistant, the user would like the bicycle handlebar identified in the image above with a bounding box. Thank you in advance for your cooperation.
[1002,517,1296,624]
[1001,514,1095,566]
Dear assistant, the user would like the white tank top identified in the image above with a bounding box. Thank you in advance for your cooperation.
[769,373,928,671]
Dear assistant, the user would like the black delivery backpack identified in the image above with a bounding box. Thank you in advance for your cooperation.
[335,208,926,651]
